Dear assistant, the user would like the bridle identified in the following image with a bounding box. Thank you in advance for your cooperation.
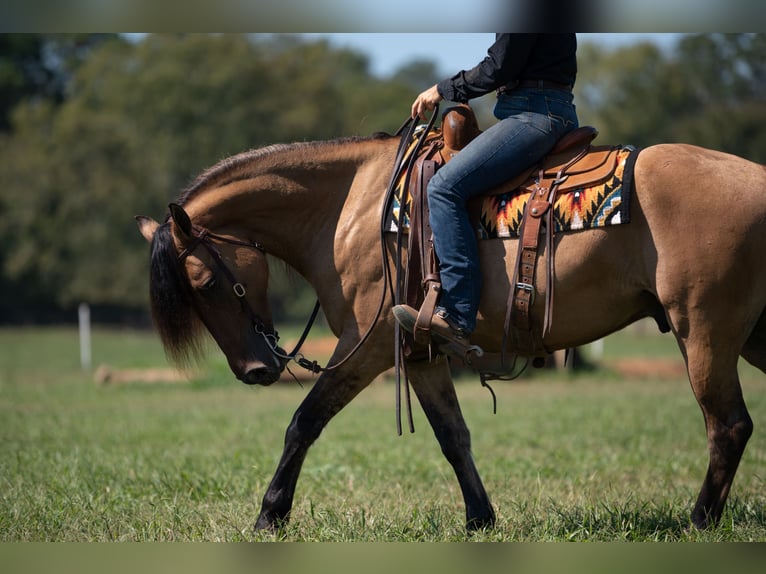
[175,223,332,375]
[170,109,438,430]
[177,225,286,354]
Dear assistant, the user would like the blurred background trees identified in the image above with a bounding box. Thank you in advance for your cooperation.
[575,34,766,159]
[0,33,764,325]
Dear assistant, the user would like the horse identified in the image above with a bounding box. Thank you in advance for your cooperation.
[136,127,766,533]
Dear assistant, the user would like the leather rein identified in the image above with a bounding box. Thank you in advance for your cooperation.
[176,207,392,377]
[173,112,436,433]
[177,224,325,374]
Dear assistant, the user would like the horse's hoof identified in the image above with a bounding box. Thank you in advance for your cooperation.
[254,513,283,533]
[690,510,717,531]
[466,511,496,532]
[253,520,274,533]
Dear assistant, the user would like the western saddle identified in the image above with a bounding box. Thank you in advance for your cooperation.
[397,104,624,376]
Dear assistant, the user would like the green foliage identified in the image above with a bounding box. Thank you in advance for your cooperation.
[0,34,115,132]
[575,33,766,162]
[0,34,421,319]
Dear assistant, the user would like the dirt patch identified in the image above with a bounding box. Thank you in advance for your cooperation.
[93,336,686,386]
[94,364,189,385]
[276,336,333,382]
[608,358,687,379]
[282,336,337,358]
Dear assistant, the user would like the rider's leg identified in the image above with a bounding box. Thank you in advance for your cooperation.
[427,88,577,333]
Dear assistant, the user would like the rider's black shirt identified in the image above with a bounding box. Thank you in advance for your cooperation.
[436,33,577,103]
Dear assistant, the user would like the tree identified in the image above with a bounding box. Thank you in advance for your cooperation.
[0,34,420,323]
[6,33,761,325]
[575,33,766,163]
[0,34,116,132]
[575,41,678,147]
[669,34,766,162]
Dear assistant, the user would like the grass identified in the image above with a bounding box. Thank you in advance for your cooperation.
[1,324,765,541]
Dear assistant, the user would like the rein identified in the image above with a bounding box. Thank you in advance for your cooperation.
[173,111,439,434]
[176,223,366,376]
[177,225,323,372]
[380,107,441,434]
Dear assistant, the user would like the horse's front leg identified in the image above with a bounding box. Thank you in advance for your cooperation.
[253,363,374,532]
[406,356,496,531]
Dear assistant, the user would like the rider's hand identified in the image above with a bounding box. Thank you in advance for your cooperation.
[411,84,443,121]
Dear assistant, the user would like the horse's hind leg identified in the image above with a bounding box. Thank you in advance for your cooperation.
[405,357,495,531]
[679,334,754,529]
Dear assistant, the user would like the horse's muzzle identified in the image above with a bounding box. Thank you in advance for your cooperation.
[240,365,282,386]
[239,352,288,386]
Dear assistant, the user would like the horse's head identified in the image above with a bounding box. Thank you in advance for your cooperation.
[136,203,287,386]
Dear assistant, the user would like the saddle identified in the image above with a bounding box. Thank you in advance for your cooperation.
[398,104,625,370]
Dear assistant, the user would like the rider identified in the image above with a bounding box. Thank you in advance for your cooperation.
[393,33,579,352]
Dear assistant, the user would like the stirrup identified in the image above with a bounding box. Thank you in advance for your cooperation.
[434,337,485,361]
[393,304,484,359]
[413,282,441,345]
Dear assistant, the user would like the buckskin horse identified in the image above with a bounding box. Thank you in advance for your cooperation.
[136,109,766,533]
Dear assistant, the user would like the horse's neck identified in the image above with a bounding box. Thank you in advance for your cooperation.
[186,138,397,281]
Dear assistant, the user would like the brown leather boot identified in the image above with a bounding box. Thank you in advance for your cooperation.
[393,304,483,357]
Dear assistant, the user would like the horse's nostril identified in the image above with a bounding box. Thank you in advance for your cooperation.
[243,366,280,386]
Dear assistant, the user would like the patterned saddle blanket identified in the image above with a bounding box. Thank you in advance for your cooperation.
[477,146,636,239]
[388,141,638,239]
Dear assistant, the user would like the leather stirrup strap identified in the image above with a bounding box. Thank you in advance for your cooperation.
[504,143,592,356]
[511,186,550,332]
[406,155,444,345]
[414,279,441,345]
[406,153,439,306]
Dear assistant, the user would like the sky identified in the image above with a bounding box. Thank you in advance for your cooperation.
[299,33,684,77]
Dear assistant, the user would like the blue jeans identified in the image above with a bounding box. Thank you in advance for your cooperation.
[428,88,578,333]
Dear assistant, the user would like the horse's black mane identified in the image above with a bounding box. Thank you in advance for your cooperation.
[149,223,206,365]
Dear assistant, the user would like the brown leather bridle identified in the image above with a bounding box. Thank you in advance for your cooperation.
[169,111,435,430]
[175,223,346,376]
[176,224,317,368]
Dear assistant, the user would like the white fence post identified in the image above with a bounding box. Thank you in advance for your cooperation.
[591,338,604,361]
[78,303,91,371]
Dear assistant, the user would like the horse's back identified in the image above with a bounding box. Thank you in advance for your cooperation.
[475,143,766,352]
[635,143,766,210]
[634,143,766,255]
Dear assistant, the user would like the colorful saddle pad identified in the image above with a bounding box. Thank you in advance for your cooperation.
[388,145,638,240]
[478,146,636,239]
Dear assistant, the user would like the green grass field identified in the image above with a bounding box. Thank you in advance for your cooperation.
[1,324,765,541]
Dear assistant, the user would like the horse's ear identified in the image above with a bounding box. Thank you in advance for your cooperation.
[135,215,160,243]
[168,203,193,239]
